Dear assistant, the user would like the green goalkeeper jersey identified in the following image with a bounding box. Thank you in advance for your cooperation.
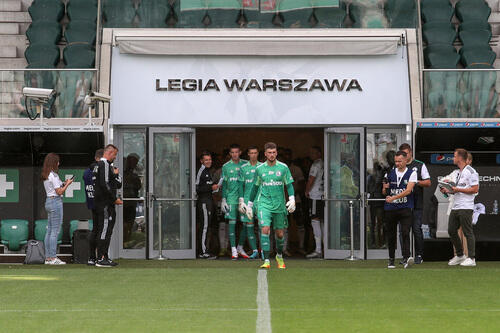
[255,161,294,213]
[222,159,247,204]
[240,161,262,202]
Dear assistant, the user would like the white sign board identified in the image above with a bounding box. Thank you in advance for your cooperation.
[110,47,411,125]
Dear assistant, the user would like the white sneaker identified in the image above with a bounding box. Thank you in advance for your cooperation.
[460,257,476,267]
[44,259,54,265]
[52,258,66,265]
[448,255,466,266]
[231,247,238,260]
[237,246,250,259]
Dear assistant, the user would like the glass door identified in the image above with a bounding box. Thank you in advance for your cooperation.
[148,128,195,259]
[116,129,147,259]
[365,128,404,259]
[324,128,364,259]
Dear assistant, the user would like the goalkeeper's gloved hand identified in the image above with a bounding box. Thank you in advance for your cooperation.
[238,197,247,214]
[221,198,229,214]
[286,196,296,213]
[246,201,254,220]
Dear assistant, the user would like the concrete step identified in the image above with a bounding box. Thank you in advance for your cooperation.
[0,92,23,104]
[0,58,27,69]
[0,81,24,93]
[0,73,25,82]
[0,12,31,23]
[21,0,34,12]
[0,46,17,58]
[0,23,19,34]
[0,0,23,12]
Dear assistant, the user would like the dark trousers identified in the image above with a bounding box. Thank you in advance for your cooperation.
[384,208,412,259]
[412,209,424,256]
[93,205,116,259]
[88,209,98,260]
[197,198,214,255]
[448,209,475,258]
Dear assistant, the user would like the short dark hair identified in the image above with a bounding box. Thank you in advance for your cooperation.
[229,143,240,150]
[467,152,473,163]
[311,146,322,154]
[247,145,258,151]
[104,144,118,152]
[95,148,104,159]
[395,150,408,158]
[200,150,211,160]
[264,142,277,151]
[399,143,412,152]
[455,148,468,162]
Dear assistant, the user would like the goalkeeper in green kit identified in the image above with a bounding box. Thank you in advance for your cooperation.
[241,142,295,269]
[221,144,248,259]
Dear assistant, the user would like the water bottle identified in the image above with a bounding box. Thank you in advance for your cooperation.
[493,200,498,215]
[422,224,430,239]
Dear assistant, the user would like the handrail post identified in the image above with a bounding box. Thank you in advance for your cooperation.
[345,200,361,261]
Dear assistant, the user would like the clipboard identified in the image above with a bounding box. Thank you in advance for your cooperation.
[438,181,455,193]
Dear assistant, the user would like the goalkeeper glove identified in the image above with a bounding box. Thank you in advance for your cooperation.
[286,196,296,213]
[221,198,229,214]
[238,197,247,214]
[246,201,254,220]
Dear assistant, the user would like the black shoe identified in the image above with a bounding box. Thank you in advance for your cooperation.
[95,258,113,267]
[87,258,96,266]
[199,253,217,260]
[415,255,423,264]
[388,259,395,269]
[108,259,118,267]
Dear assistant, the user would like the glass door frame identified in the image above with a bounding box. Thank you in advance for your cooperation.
[147,127,196,259]
[324,127,365,259]
[115,127,147,259]
[365,127,405,259]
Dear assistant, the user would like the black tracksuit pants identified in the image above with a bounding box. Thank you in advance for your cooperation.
[92,204,116,259]
[197,197,214,255]
[384,208,412,259]
[88,209,98,260]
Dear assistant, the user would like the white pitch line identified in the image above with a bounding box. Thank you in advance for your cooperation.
[256,269,272,333]
[0,308,257,313]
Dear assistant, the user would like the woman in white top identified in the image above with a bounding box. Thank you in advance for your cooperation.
[41,153,73,265]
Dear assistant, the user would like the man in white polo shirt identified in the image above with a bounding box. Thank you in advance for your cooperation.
[442,148,479,267]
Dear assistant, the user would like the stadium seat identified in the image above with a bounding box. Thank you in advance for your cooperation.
[65,20,97,45]
[460,46,496,68]
[387,12,417,28]
[459,20,491,32]
[63,44,96,68]
[385,0,416,14]
[350,5,388,28]
[0,219,29,251]
[281,8,314,28]
[25,44,60,68]
[424,44,460,69]
[206,9,242,28]
[463,90,498,117]
[28,0,65,22]
[68,0,98,5]
[422,23,457,45]
[137,0,170,28]
[420,3,454,23]
[459,30,491,48]
[67,2,98,22]
[26,21,62,45]
[102,0,137,28]
[314,5,347,28]
[34,219,62,244]
[455,2,491,22]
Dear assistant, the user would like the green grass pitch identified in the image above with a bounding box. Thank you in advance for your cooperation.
[1,260,500,332]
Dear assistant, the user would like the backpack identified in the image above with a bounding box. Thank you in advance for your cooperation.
[24,240,45,264]
[72,229,91,264]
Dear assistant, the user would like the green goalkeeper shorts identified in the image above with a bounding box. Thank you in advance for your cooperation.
[258,208,288,230]
[224,204,239,220]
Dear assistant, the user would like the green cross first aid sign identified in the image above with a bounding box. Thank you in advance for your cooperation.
[59,169,85,203]
[0,169,19,203]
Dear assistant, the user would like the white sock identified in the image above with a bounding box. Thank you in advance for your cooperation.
[219,223,226,250]
[311,219,322,253]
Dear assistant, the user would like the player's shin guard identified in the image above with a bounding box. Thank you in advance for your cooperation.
[311,219,322,253]
[238,225,247,248]
[247,223,257,250]
[276,236,284,255]
[228,220,236,248]
[261,233,270,260]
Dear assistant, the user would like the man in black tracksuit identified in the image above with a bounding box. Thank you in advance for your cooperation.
[196,151,218,259]
[93,144,122,267]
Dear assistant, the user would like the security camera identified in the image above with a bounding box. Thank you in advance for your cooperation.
[22,87,56,101]
[84,91,111,104]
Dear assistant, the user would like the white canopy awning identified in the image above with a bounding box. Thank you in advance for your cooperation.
[112,29,406,56]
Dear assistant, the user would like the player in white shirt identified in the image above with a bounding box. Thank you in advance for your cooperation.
[305,146,324,259]
[441,149,479,267]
